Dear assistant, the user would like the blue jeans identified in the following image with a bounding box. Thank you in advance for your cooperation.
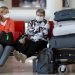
[0,44,14,66]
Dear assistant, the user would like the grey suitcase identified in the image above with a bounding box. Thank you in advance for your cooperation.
[50,34,75,48]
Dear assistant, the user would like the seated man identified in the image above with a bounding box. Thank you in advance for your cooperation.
[14,8,50,63]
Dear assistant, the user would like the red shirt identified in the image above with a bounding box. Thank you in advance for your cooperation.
[0,18,15,40]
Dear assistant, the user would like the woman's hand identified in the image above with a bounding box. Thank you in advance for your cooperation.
[19,37,25,44]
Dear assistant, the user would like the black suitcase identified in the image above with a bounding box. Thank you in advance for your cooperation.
[54,9,75,21]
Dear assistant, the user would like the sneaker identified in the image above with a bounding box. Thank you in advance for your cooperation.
[19,53,27,63]
[13,50,20,61]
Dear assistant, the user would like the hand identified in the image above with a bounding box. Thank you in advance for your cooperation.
[34,26,39,32]
[19,38,25,44]
[31,36,39,42]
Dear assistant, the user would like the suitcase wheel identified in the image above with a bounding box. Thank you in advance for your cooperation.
[58,65,67,74]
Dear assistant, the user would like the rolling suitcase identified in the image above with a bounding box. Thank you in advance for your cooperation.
[36,48,54,74]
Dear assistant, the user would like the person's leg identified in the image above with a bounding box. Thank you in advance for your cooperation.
[13,40,26,61]
[24,40,47,57]
[15,38,30,53]
[14,39,47,62]
[13,38,30,62]
[0,45,14,66]
[36,40,47,51]
[24,40,37,57]
[14,40,36,63]
[0,44,3,58]
[14,40,47,63]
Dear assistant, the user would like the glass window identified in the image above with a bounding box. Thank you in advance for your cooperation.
[12,0,46,8]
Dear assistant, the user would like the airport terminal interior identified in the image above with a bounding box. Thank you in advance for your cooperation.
[1,0,75,75]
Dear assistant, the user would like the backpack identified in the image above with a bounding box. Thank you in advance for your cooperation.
[0,32,13,45]
[37,48,54,74]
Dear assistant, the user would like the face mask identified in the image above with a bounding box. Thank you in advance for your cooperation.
[3,13,10,18]
[36,16,44,21]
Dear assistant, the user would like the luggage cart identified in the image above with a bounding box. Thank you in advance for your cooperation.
[33,34,75,74]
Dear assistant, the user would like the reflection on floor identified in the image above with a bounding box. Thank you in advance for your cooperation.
[0,56,75,75]
[0,56,34,75]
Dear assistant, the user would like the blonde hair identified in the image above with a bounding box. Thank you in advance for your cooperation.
[0,6,8,13]
[0,7,3,13]
[0,6,8,21]
[0,8,2,21]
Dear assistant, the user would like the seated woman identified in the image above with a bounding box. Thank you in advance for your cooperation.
[0,6,15,66]
[14,8,50,63]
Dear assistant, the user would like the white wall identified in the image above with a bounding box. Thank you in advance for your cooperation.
[4,0,12,8]
[69,0,75,8]
[46,0,62,21]
[9,0,62,21]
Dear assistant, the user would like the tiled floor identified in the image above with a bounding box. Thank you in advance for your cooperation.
[0,56,75,75]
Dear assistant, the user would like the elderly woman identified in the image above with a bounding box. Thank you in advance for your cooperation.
[14,8,49,63]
